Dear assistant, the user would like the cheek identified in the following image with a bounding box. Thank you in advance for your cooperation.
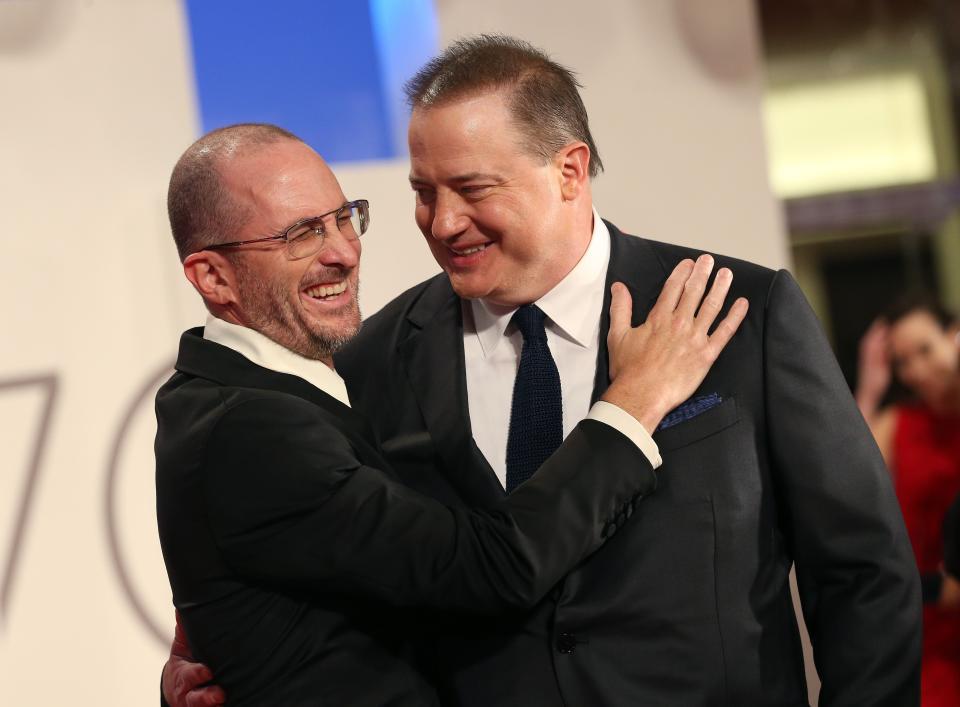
[414,204,433,235]
[503,223,553,267]
[422,235,447,268]
[910,356,941,384]
[898,361,924,388]
[936,345,959,373]
[499,238,537,268]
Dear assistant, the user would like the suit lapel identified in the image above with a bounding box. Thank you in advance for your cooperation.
[592,222,670,403]
[399,279,505,506]
[176,329,392,472]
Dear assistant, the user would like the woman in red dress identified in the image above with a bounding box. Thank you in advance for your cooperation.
[857,297,960,706]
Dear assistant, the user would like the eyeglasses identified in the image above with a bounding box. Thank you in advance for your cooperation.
[199,199,370,260]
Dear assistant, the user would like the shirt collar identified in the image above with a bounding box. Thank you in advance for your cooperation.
[470,208,611,357]
[202,315,352,407]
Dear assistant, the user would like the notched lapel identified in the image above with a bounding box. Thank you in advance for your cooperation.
[399,285,505,506]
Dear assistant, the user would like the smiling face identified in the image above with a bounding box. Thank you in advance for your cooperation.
[890,309,960,405]
[217,139,362,361]
[407,90,593,306]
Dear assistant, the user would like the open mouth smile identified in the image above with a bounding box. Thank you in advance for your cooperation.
[303,280,347,301]
[448,243,490,256]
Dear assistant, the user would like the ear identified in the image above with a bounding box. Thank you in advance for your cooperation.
[556,141,591,201]
[182,251,240,307]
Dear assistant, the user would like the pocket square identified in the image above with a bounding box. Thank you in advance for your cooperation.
[657,393,723,431]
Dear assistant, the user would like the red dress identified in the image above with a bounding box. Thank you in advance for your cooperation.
[894,404,960,706]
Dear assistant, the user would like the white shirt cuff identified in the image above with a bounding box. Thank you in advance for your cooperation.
[587,400,662,469]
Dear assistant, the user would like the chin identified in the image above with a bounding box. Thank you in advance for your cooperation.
[324,316,361,342]
[446,278,486,301]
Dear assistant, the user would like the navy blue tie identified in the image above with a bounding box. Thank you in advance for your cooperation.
[506,305,563,493]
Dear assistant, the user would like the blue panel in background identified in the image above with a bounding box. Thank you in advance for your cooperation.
[183,0,437,163]
[369,0,439,159]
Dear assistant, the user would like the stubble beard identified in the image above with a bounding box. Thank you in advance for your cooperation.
[236,265,361,361]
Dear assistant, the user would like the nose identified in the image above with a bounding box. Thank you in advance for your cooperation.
[317,225,360,269]
[430,191,468,242]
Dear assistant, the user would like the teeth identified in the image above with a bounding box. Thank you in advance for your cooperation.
[306,281,347,299]
[452,244,488,256]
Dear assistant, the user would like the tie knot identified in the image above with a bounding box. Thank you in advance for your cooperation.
[511,304,548,342]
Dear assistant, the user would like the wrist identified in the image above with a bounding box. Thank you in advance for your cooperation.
[601,384,667,434]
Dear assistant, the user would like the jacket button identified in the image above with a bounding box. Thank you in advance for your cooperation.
[556,632,577,654]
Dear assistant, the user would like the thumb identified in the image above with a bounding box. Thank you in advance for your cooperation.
[608,282,633,340]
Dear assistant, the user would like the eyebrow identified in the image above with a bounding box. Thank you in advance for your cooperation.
[274,202,351,234]
[409,172,501,185]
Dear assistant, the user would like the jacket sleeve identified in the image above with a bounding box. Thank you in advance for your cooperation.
[202,399,656,614]
[763,269,921,706]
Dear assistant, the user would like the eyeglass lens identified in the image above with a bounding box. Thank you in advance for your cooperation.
[286,202,368,259]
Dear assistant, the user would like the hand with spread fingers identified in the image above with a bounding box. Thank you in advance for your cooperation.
[602,254,749,433]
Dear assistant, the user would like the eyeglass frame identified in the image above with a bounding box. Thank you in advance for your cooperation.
[193,199,369,258]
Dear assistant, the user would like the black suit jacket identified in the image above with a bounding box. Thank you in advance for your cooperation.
[155,328,656,706]
[337,222,922,706]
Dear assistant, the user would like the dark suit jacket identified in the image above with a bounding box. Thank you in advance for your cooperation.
[155,328,655,706]
[337,222,922,706]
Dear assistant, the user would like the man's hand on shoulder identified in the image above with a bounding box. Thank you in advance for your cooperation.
[162,612,225,707]
[603,254,748,432]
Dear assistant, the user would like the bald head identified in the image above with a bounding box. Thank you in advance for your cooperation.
[167,123,303,261]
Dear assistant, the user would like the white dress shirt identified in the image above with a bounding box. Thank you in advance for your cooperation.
[464,210,662,489]
[203,315,352,407]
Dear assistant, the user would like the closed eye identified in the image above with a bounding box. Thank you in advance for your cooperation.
[461,185,491,193]
[412,185,436,205]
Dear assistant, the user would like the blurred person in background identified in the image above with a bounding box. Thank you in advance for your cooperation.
[857,295,960,706]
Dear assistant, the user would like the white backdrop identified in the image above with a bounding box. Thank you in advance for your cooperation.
[0,0,789,703]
